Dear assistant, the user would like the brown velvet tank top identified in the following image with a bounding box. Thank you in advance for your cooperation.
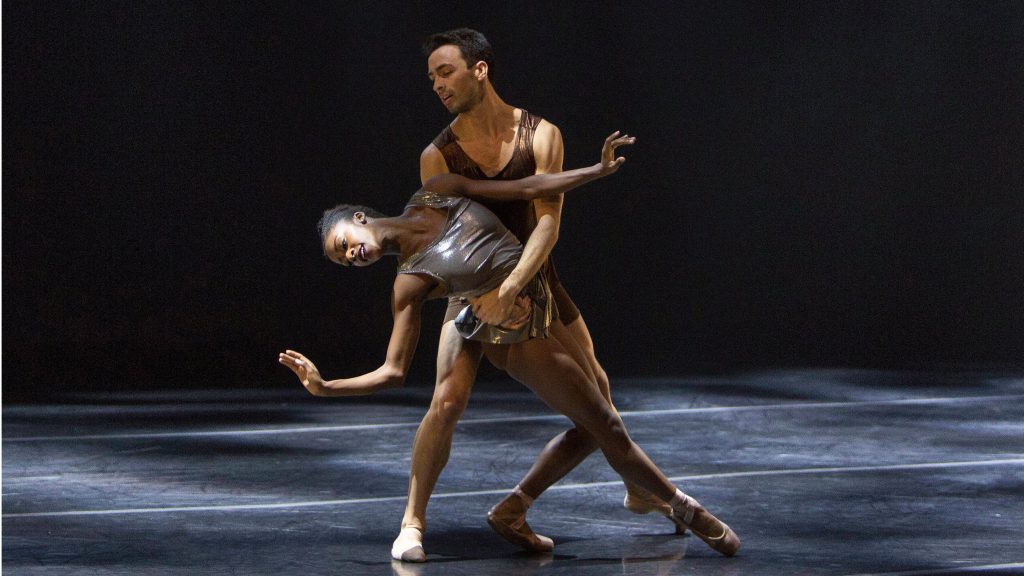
[430,110,542,245]
[431,109,577,327]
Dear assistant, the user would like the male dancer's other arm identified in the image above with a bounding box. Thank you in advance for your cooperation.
[470,120,562,325]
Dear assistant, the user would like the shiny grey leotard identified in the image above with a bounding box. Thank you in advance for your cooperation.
[398,190,554,343]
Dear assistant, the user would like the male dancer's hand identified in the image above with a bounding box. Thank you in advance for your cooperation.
[278,350,326,395]
[470,287,531,328]
[600,131,636,175]
[471,286,515,326]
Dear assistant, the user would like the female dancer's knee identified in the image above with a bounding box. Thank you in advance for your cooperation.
[587,412,634,458]
[564,425,599,453]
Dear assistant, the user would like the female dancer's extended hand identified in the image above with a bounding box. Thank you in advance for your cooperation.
[278,350,326,396]
[600,131,636,175]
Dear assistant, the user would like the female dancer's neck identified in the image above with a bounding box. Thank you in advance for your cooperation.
[382,207,446,261]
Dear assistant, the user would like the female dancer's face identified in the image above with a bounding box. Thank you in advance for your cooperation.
[324,216,381,268]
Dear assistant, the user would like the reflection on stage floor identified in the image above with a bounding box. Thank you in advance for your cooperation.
[5,368,1023,575]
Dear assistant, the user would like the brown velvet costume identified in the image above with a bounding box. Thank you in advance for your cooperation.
[430,109,581,326]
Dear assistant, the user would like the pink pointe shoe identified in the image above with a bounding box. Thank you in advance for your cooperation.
[669,491,741,557]
[486,487,554,553]
[623,490,688,535]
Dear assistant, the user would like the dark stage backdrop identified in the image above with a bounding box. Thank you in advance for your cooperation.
[4,1,1023,401]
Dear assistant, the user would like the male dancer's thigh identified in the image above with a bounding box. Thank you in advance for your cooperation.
[437,327,481,394]
[433,298,483,410]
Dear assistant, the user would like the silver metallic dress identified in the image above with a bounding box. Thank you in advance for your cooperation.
[398,190,553,343]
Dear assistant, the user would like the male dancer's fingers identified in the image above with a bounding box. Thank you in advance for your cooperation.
[475,305,499,325]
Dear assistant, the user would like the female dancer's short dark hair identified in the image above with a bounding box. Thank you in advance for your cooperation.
[317,204,385,256]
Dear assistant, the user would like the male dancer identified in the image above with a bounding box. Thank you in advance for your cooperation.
[391,29,680,562]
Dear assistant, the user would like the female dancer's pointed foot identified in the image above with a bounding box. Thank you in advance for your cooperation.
[623,489,688,535]
[391,527,427,563]
[486,494,554,553]
[669,491,740,557]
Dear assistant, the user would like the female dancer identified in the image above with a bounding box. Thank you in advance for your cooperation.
[279,132,740,557]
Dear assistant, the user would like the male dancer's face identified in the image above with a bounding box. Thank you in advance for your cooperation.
[426,44,484,115]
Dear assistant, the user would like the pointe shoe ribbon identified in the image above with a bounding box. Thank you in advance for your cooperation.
[486,489,554,553]
[669,492,741,557]
[623,491,688,535]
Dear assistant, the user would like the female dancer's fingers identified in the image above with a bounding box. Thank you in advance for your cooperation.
[284,350,312,366]
[611,135,635,149]
[279,358,299,372]
[278,352,310,376]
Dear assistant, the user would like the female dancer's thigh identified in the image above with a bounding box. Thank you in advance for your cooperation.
[547,321,598,386]
[503,336,619,437]
[482,323,593,384]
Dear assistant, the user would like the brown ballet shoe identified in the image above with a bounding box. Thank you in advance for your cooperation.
[623,491,688,535]
[486,495,554,553]
[669,493,741,557]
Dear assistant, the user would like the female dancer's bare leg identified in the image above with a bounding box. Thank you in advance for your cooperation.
[486,322,685,552]
[560,316,676,522]
[488,334,740,556]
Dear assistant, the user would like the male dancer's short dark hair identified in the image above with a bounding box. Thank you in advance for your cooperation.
[422,28,495,77]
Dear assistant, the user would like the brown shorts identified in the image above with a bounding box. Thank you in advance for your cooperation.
[443,262,581,326]
[546,261,580,325]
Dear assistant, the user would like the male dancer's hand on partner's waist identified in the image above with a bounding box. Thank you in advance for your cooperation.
[600,131,636,175]
[469,291,531,329]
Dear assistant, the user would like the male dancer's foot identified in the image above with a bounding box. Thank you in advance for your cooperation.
[391,526,427,563]
[486,486,554,552]
[623,485,688,534]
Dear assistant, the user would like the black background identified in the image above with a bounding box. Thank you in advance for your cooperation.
[4,1,1022,401]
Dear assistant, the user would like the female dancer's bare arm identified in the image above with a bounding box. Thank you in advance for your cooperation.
[423,131,635,202]
[279,274,432,396]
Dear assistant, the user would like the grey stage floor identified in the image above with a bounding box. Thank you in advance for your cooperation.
[4,368,1024,575]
